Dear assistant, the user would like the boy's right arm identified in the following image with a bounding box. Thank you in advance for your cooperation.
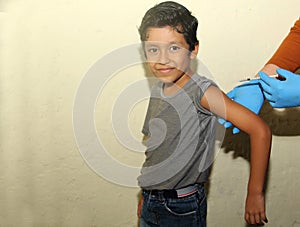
[137,195,144,218]
[200,85,271,225]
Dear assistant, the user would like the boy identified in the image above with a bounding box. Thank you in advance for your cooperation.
[137,1,271,226]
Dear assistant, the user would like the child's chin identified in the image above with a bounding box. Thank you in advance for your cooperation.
[157,77,174,84]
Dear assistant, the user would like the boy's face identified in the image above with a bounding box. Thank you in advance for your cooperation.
[144,26,198,85]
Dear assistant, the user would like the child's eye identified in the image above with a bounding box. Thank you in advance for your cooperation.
[147,47,159,54]
[169,45,181,52]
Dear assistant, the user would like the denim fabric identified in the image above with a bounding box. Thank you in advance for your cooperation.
[140,185,207,227]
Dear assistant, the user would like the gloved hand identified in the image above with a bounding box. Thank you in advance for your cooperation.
[218,80,264,134]
[259,68,300,108]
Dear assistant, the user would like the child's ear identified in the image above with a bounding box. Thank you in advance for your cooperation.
[190,43,199,59]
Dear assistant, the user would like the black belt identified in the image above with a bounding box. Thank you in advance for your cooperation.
[143,184,202,199]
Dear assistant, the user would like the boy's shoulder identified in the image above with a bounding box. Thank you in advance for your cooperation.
[189,73,218,90]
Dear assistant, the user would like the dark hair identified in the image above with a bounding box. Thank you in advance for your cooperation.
[139,1,199,51]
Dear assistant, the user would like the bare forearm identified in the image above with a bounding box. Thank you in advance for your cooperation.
[248,125,271,193]
[244,123,271,224]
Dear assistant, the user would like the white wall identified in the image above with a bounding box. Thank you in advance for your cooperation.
[1,0,299,226]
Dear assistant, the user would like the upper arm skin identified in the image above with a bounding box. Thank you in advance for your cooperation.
[200,86,270,138]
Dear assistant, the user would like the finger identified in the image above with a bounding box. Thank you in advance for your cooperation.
[268,101,277,108]
[137,196,144,218]
[249,213,256,225]
[255,213,263,225]
[224,121,233,128]
[262,91,277,107]
[259,79,272,95]
[218,118,234,129]
[276,68,292,80]
[232,127,240,134]
[258,71,277,86]
[260,212,268,224]
[137,205,140,217]
[218,118,226,125]
[244,212,250,224]
[262,91,276,103]
[262,90,277,106]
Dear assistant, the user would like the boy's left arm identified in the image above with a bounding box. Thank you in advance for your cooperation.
[200,85,271,225]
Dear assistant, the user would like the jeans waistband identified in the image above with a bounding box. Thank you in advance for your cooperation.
[143,184,203,199]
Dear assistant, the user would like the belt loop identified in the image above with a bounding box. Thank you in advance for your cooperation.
[146,190,152,207]
[158,191,164,200]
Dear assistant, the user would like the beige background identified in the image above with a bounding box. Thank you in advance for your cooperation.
[1,0,300,226]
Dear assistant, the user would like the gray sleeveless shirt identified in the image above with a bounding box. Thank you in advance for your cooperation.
[138,73,218,190]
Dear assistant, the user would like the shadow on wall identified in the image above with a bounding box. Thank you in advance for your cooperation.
[217,102,300,227]
[220,102,300,161]
[217,69,300,227]
[221,67,300,161]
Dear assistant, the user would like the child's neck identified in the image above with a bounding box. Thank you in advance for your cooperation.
[163,71,193,96]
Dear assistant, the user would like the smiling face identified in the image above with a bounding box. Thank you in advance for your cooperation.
[144,26,199,87]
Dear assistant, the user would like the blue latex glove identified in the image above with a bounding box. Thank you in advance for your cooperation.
[259,68,300,108]
[218,79,264,134]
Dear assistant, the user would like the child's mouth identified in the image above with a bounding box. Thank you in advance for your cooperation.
[157,67,174,74]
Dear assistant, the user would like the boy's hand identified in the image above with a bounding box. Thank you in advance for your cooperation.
[245,191,268,225]
[137,195,144,218]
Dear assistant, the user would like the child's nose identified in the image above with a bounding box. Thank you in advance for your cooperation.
[157,50,170,64]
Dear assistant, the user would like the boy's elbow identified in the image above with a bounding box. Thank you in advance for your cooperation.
[257,121,271,141]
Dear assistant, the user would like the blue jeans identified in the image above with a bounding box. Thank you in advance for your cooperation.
[140,185,207,227]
